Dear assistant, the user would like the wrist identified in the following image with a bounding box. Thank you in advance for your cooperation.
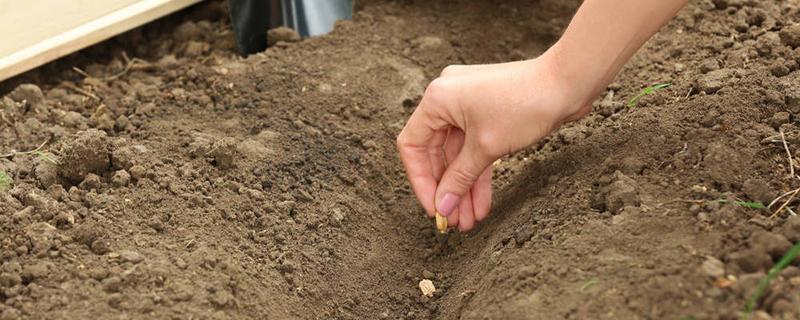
[537,41,612,122]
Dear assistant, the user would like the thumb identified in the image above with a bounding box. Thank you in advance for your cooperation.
[435,142,494,217]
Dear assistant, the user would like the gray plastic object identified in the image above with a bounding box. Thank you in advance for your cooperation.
[282,0,353,37]
[228,0,352,55]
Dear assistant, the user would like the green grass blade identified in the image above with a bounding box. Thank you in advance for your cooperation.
[580,278,598,290]
[714,199,765,209]
[0,171,11,191]
[742,240,800,318]
[35,151,60,165]
[628,83,672,107]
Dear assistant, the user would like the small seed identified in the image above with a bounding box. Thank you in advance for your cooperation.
[419,279,436,297]
[435,212,447,234]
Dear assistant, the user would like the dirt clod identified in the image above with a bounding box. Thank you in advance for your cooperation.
[779,215,800,242]
[111,170,131,187]
[209,137,237,169]
[779,24,800,48]
[592,171,641,213]
[696,68,737,93]
[729,248,773,273]
[9,84,45,106]
[750,231,792,260]
[742,178,774,204]
[267,27,301,46]
[119,250,144,264]
[58,129,111,184]
[79,173,102,190]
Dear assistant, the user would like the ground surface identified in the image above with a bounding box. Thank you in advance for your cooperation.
[1,0,800,319]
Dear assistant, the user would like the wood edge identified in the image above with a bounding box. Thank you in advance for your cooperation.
[0,0,202,82]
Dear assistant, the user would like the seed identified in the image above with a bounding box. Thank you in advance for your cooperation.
[435,212,447,234]
[419,279,436,297]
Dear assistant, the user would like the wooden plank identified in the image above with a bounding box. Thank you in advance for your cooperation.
[0,0,202,82]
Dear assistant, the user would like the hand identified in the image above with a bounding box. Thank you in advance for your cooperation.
[396,54,595,232]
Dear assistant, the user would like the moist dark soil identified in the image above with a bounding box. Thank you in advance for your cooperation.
[2,0,800,319]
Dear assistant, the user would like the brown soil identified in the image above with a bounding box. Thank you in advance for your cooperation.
[2,0,800,319]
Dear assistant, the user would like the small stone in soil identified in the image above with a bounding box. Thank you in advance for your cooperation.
[119,250,144,264]
[701,256,725,278]
[90,239,112,255]
[513,224,535,246]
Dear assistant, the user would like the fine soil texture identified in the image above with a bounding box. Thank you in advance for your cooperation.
[2,0,800,319]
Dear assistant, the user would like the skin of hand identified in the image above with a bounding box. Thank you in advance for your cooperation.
[397,0,689,232]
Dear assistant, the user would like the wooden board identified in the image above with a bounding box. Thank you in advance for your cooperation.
[0,0,202,82]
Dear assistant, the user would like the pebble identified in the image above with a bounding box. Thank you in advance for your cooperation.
[120,250,144,264]
[513,224,535,246]
[91,239,112,255]
[700,256,725,278]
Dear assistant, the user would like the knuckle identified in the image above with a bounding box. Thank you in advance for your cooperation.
[450,166,479,188]
[424,78,454,101]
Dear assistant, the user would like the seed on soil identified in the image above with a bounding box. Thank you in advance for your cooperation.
[419,279,436,297]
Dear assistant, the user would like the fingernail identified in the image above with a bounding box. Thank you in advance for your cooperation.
[437,193,460,217]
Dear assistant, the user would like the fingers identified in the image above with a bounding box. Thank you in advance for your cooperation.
[434,139,494,218]
[397,108,447,217]
[458,195,475,232]
[443,130,477,232]
[472,166,492,222]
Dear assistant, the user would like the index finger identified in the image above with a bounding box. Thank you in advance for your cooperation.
[396,102,451,216]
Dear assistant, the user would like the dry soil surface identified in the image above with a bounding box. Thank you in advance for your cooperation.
[2,0,800,319]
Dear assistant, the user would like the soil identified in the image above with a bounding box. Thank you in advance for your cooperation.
[1,0,800,319]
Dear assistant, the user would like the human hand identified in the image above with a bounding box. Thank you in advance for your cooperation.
[396,54,596,232]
